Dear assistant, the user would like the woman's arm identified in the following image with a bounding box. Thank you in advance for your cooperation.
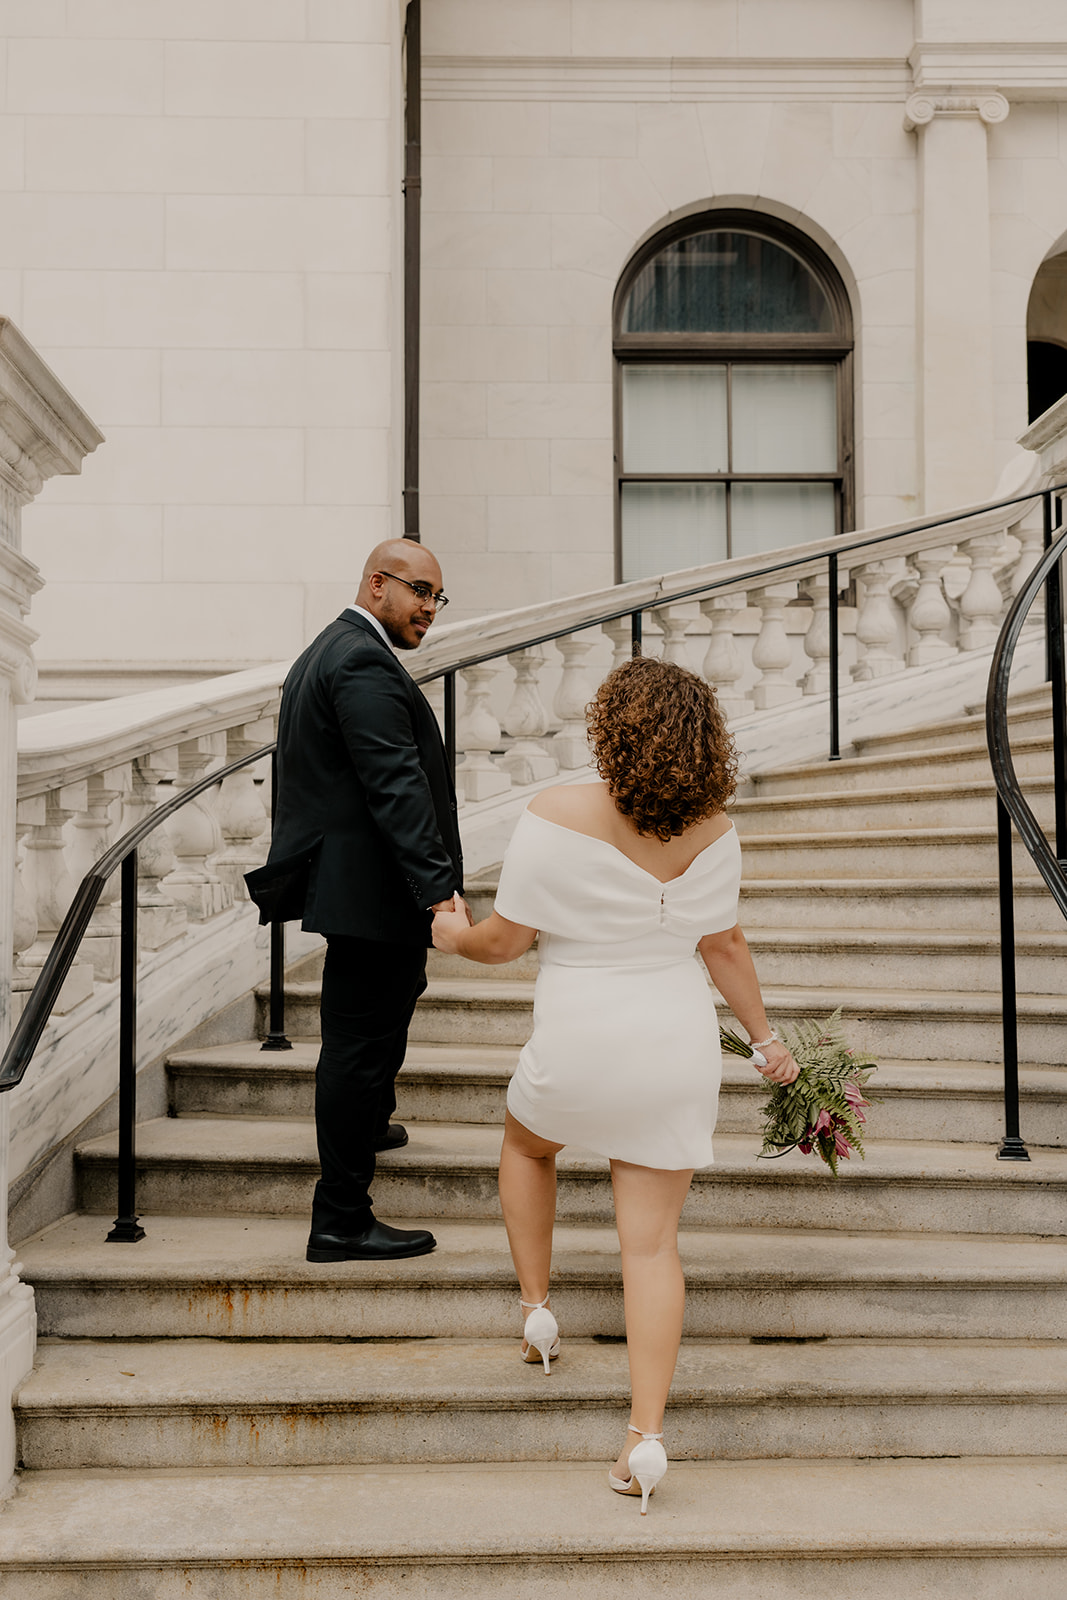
[432,894,537,966]
[698,924,799,1084]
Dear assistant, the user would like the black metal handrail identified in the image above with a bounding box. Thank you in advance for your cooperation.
[985,489,1067,1164]
[0,743,287,1241]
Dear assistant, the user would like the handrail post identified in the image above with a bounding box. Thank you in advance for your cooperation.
[106,849,146,1240]
[828,551,840,761]
[631,610,642,657]
[261,748,292,1053]
[1044,491,1067,864]
[995,798,1029,1162]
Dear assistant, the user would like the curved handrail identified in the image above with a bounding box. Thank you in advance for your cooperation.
[0,741,275,1093]
[985,523,1067,922]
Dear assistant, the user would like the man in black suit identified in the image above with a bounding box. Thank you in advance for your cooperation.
[246,540,463,1263]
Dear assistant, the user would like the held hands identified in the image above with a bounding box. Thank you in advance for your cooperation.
[431,892,474,954]
[752,1040,800,1085]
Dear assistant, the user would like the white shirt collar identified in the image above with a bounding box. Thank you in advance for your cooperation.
[346,605,393,651]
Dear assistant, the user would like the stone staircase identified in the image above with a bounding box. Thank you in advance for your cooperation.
[3,687,1066,1595]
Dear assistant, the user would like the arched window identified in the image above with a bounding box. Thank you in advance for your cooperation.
[614,212,854,581]
[1027,251,1067,423]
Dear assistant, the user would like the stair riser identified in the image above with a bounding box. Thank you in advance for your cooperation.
[74,1158,1067,1235]
[30,1280,1067,1343]
[738,888,1062,935]
[19,1397,1065,1472]
[736,791,1054,832]
[428,948,539,981]
[739,836,1035,879]
[748,945,1063,994]
[170,1070,1067,1148]
[753,744,1053,795]
[856,711,1051,757]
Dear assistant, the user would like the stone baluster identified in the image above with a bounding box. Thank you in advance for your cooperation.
[957,531,1007,652]
[1010,511,1045,601]
[500,649,558,786]
[905,545,955,667]
[68,764,133,981]
[11,796,43,1016]
[164,735,231,920]
[850,562,904,681]
[600,616,632,672]
[748,583,801,710]
[456,663,511,802]
[650,602,693,667]
[800,571,833,697]
[17,780,95,1011]
[699,593,749,719]
[553,633,597,768]
[122,750,187,949]
[215,720,274,898]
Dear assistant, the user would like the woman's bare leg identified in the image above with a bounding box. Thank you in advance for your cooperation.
[609,1160,693,1476]
[498,1110,565,1338]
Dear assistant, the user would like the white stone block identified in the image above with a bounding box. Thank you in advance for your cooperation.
[550,213,630,278]
[550,438,613,496]
[0,0,65,34]
[23,269,305,350]
[422,495,488,553]
[307,272,391,350]
[857,269,914,328]
[163,505,388,584]
[598,158,671,243]
[439,551,551,616]
[24,115,305,194]
[988,213,1054,280]
[759,103,835,211]
[488,494,609,554]
[304,574,385,638]
[164,196,390,273]
[487,382,611,440]
[0,117,25,190]
[635,104,712,212]
[423,324,547,383]
[35,346,161,427]
[423,382,486,439]
[572,0,736,56]
[698,102,775,197]
[70,1,307,38]
[163,42,390,121]
[0,195,164,269]
[871,158,917,216]
[491,157,599,214]
[862,493,919,529]
[21,504,164,585]
[421,437,550,497]
[832,103,913,162]
[1019,158,1067,238]
[30,579,307,663]
[838,211,917,277]
[804,158,876,239]
[422,210,551,270]
[988,101,1059,161]
[737,0,911,55]
[551,104,637,159]
[423,269,488,327]
[424,0,570,55]
[304,428,391,507]
[862,436,919,500]
[0,271,23,323]
[161,349,391,429]
[486,268,610,328]
[548,324,611,384]
[307,119,391,197]
[38,424,304,506]
[862,382,916,440]
[8,38,163,114]
[423,155,493,213]
[550,550,613,597]
[423,100,550,158]
[308,0,392,42]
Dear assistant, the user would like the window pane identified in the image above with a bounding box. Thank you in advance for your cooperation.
[731,482,836,557]
[731,366,837,472]
[622,365,728,472]
[621,230,834,335]
[621,482,727,580]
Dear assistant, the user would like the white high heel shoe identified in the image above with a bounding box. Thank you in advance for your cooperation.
[608,1425,668,1514]
[519,1295,560,1373]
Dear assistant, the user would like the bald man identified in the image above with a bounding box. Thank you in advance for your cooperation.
[247,541,462,1262]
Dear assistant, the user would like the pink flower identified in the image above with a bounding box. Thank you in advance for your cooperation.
[812,1109,833,1136]
[843,1080,869,1110]
[798,1137,813,1154]
[834,1130,852,1158]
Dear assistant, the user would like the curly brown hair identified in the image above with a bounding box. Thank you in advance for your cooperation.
[586,655,738,840]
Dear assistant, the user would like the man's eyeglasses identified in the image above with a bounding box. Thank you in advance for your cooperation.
[379,571,449,609]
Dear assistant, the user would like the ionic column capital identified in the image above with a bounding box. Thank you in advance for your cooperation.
[904,88,1009,133]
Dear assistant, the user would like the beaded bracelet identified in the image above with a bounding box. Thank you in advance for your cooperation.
[749,1030,779,1049]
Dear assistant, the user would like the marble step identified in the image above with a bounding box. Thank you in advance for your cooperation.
[743,925,1067,994]
[72,1119,1067,1235]
[854,702,1052,758]
[18,1337,1067,1472]
[733,776,1056,833]
[736,824,1041,880]
[752,732,1055,796]
[167,1042,1067,1148]
[20,1215,1067,1342]
[737,877,1064,934]
[2,1458,1064,1599]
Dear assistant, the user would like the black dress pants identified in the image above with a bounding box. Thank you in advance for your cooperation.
[310,934,428,1237]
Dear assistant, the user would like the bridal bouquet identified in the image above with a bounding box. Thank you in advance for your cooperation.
[720,1010,877,1176]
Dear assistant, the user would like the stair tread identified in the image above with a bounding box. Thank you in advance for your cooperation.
[768,731,1055,783]
[73,1117,1067,1183]
[734,775,1056,808]
[412,977,1067,1013]
[20,1336,1067,1411]
[19,1215,1067,1289]
[1,1458,1064,1564]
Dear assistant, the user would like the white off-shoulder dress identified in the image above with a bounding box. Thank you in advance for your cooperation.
[493,806,742,1171]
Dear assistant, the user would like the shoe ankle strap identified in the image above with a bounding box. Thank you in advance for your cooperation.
[520,1295,550,1310]
[627,1425,664,1441]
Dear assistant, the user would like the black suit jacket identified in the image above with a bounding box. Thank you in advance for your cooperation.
[246,611,462,943]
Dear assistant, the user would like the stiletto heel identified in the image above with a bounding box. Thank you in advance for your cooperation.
[608,1426,668,1514]
[519,1295,560,1372]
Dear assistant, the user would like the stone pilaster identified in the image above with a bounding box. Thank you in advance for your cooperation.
[905,88,1009,513]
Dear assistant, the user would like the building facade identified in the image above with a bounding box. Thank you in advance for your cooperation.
[3,0,1067,682]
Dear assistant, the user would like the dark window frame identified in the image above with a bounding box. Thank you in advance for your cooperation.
[612,210,855,582]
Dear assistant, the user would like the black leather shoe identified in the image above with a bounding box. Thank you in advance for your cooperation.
[374,1122,409,1152]
[306,1220,436,1263]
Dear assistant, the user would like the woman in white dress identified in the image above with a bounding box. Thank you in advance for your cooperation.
[432,657,798,1512]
